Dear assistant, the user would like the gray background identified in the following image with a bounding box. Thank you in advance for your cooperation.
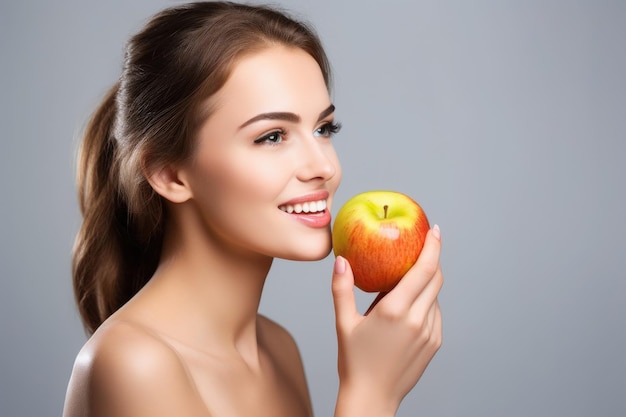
[1,0,625,416]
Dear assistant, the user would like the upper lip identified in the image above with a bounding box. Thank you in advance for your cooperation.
[279,190,330,207]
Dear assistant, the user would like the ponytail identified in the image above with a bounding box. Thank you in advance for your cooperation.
[72,84,161,334]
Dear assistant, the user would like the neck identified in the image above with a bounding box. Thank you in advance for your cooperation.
[135,205,273,364]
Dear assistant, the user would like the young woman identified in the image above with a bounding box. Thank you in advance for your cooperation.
[63,2,444,416]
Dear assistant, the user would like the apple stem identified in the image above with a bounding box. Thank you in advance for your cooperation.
[383,204,388,219]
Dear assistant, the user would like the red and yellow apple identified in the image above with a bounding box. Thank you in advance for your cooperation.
[332,190,430,292]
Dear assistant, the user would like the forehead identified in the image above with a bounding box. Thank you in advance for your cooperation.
[207,46,330,121]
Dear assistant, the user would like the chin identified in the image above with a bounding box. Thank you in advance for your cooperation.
[281,240,333,262]
[306,246,333,261]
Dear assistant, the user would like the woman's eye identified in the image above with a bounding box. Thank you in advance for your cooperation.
[254,130,284,145]
[314,121,342,138]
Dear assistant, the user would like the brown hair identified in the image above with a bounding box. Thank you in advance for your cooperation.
[73,1,332,334]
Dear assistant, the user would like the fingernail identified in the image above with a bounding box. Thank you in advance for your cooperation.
[334,256,346,274]
[433,224,441,241]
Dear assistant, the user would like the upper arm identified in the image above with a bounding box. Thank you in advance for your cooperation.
[63,323,210,417]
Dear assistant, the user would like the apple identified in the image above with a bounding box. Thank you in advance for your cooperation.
[332,190,430,292]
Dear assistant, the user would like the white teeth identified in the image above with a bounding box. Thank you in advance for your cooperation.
[279,199,327,214]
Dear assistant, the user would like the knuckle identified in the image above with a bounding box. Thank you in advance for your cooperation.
[378,303,405,321]
[407,315,427,335]
[435,270,444,291]
[417,328,442,355]
[431,330,443,351]
[331,277,350,296]
[423,260,439,278]
[331,280,343,295]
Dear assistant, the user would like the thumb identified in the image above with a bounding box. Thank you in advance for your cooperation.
[331,256,358,330]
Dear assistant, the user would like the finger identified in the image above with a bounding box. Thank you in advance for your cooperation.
[433,300,443,347]
[406,300,443,380]
[424,299,443,353]
[408,265,444,321]
[331,256,358,330]
[425,298,439,338]
[384,225,442,309]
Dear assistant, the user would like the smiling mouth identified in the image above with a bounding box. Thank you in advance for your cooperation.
[279,199,327,214]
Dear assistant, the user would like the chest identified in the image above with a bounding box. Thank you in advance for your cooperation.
[181,351,312,417]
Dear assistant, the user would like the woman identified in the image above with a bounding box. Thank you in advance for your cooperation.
[63,2,444,416]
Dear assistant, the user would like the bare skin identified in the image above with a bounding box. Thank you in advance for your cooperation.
[63,46,443,417]
[64,179,314,416]
[64,312,312,417]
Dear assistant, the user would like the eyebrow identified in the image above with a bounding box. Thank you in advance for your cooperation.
[239,104,335,129]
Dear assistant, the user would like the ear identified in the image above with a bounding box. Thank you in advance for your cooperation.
[146,165,192,204]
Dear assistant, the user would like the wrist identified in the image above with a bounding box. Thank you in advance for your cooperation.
[334,382,397,417]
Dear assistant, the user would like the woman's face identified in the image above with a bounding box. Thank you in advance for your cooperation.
[181,46,342,261]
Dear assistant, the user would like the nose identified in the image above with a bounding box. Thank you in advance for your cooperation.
[295,136,338,183]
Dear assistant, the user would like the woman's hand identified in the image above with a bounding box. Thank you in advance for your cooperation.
[332,226,443,417]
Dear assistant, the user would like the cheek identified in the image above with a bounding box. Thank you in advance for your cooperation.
[192,153,287,206]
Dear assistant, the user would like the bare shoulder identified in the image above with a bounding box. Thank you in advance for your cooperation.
[258,315,298,349]
[63,321,210,417]
[257,315,312,410]
[258,315,305,366]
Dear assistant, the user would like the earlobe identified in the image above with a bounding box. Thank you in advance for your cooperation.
[147,166,192,203]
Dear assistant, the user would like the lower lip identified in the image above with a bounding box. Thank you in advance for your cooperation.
[284,210,331,228]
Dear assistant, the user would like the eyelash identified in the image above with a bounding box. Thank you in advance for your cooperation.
[316,121,342,138]
[254,129,286,145]
[253,121,342,146]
